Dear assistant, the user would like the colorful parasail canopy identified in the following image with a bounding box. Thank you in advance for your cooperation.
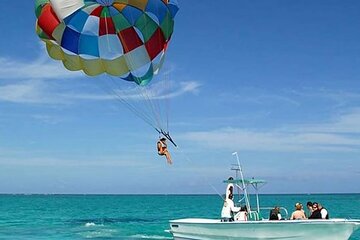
[35,0,179,86]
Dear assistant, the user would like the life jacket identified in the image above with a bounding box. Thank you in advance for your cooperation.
[269,209,279,220]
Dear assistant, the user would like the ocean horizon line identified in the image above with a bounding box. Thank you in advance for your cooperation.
[0,192,359,196]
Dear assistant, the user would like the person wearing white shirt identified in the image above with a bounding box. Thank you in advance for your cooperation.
[319,203,329,219]
[221,193,241,222]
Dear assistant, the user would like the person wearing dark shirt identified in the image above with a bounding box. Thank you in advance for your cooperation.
[269,206,281,220]
[308,202,322,219]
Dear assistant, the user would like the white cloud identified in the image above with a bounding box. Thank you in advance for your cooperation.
[0,46,80,104]
[0,79,69,104]
[296,108,360,134]
[151,81,201,100]
[64,80,201,101]
[0,54,78,81]
[178,109,360,153]
[0,48,201,104]
[31,114,67,124]
[292,88,360,106]
[220,87,360,112]
[0,156,149,168]
[218,87,301,106]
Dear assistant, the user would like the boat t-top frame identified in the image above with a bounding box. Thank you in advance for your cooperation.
[223,152,267,220]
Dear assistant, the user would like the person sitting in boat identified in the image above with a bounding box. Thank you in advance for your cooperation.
[234,206,248,221]
[157,137,172,165]
[221,193,241,222]
[306,201,313,217]
[318,203,329,219]
[309,202,320,219]
[309,202,326,219]
[269,206,282,220]
[290,203,307,220]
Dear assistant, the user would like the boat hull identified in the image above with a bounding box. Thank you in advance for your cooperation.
[169,218,360,240]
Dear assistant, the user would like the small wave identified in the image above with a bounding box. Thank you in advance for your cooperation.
[85,222,96,227]
[130,234,172,239]
[73,217,158,225]
[79,228,117,238]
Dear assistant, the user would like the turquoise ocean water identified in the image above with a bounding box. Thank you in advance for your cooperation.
[0,194,359,239]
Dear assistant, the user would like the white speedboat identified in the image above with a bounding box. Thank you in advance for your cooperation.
[170,218,360,240]
[169,153,360,240]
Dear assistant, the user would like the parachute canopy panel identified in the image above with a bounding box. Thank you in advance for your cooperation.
[35,0,179,85]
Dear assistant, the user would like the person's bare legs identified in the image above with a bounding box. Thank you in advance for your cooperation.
[165,151,172,165]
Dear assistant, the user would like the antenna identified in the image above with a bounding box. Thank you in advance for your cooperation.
[232,151,251,212]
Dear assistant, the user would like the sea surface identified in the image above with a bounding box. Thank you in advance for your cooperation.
[0,194,359,239]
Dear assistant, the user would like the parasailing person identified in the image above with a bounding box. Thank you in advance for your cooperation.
[157,137,172,165]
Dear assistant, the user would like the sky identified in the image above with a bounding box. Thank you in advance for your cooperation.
[0,0,360,194]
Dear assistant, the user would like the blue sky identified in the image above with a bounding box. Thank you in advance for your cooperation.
[0,0,360,194]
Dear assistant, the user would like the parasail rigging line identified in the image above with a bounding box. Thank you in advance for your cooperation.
[111,5,174,141]
[156,128,177,147]
[174,146,224,200]
[96,75,160,131]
